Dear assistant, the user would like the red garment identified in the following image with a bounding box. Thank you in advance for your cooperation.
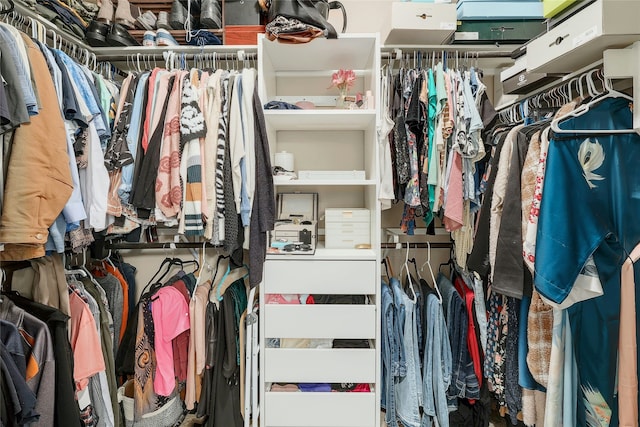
[171,279,191,383]
[350,384,371,392]
[454,276,483,387]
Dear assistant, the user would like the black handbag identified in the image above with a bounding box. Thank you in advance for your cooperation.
[267,0,339,39]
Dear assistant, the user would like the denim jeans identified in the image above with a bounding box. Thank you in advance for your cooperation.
[422,292,452,427]
[390,277,407,377]
[438,274,480,404]
[381,281,399,426]
[396,292,422,427]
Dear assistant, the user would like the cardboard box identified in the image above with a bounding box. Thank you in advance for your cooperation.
[269,193,318,255]
[224,25,265,45]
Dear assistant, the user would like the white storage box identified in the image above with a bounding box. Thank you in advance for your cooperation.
[324,208,370,249]
[383,2,457,45]
[526,0,640,74]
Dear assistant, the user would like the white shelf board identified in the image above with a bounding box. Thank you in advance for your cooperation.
[274,179,376,187]
[263,109,376,131]
[260,33,378,72]
[266,247,377,261]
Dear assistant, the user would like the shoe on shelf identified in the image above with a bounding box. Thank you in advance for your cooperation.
[107,22,141,46]
[169,0,194,30]
[86,20,110,46]
[136,10,157,30]
[115,0,137,29]
[96,0,115,23]
[199,0,221,29]
[142,30,156,46]
[156,11,171,30]
[156,28,179,46]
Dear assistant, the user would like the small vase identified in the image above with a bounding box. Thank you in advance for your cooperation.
[336,90,348,109]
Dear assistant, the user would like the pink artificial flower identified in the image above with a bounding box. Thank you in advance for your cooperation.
[328,69,356,92]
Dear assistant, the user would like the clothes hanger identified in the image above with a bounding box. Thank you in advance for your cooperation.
[551,74,635,135]
[419,241,442,304]
[0,0,14,15]
[399,243,417,303]
[195,241,214,287]
[214,261,249,302]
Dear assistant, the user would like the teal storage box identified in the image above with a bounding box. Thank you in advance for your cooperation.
[453,19,545,44]
[456,1,544,19]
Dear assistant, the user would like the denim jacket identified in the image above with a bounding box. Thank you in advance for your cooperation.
[438,273,480,404]
[422,293,452,427]
[381,281,399,425]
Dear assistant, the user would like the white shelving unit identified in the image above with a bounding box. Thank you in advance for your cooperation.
[258,33,381,427]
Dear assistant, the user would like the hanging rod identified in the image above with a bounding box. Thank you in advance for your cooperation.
[6,0,92,52]
[104,241,224,250]
[93,46,258,62]
[104,241,453,250]
[381,242,453,249]
[381,45,514,59]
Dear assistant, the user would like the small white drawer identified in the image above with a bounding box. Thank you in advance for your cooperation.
[384,2,457,45]
[325,232,371,249]
[264,304,376,339]
[526,0,640,73]
[325,208,370,222]
[264,260,376,294]
[264,348,376,383]
[264,392,377,427]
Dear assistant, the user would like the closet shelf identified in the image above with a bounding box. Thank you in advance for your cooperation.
[266,247,377,261]
[126,29,224,45]
[273,179,376,187]
[263,110,376,131]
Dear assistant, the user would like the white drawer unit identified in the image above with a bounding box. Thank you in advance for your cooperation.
[259,34,381,427]
[526,0,640,73]
[325,208,371,249]
[263,392,377,427]
[383,2,457,45]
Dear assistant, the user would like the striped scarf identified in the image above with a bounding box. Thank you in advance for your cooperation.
[180,74,207,236]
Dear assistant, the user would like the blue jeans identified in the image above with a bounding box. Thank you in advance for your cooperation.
[438,274,480,404]
[381,281,399,426]
[422,293,452,427]
[389,277,407,377]
[396,292,422,427]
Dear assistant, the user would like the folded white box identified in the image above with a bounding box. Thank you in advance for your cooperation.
[324,208,371,249]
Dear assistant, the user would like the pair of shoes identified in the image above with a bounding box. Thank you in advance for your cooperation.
[142,28,179,47]
[200,0,221,29]
[142,30,156,46]
[86,21,140,46]
[95,0,138,29]
[156,11,171,30]
[169,0,195,30]
[136,10,157,30]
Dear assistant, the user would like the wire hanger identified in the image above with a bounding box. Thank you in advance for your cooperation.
[551,73,635,135]
[419,241,443,303]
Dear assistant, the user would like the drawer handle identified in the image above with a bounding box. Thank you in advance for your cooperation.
[490,27,514,33]
[549,34,569,47]
[416,13,432,19]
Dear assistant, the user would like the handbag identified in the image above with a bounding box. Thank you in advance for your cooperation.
[263,0,339,42]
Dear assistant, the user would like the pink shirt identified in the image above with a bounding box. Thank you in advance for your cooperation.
[69,291,106,391]
[151,286,190,396]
